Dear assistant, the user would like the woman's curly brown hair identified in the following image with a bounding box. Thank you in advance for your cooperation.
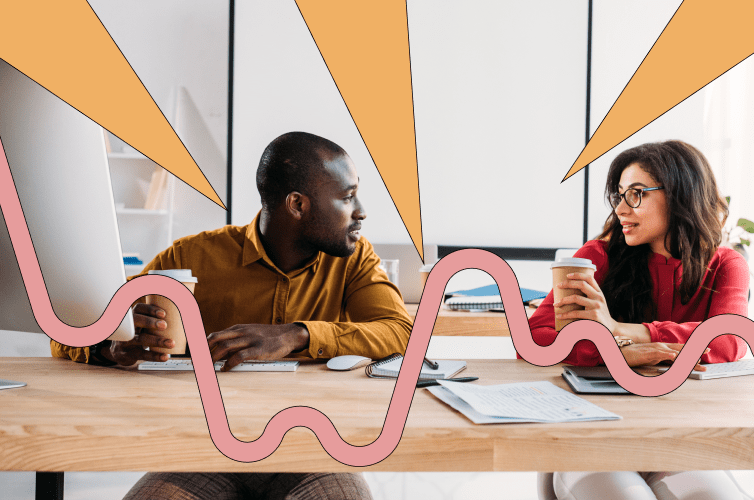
[598,140,728,323]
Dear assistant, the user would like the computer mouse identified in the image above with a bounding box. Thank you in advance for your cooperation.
[326,355,372,371]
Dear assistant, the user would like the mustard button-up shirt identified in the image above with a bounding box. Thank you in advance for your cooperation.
[51,213,412,364]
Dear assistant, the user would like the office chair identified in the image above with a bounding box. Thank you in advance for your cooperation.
[537,473,556,500]
[537,247,573,500]
[538,471,754,499]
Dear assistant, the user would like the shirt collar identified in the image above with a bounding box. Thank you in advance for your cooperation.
[649,251,682,268]
[242,211,321,274]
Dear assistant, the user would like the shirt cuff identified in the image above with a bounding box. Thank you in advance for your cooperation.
[296,321,336,359]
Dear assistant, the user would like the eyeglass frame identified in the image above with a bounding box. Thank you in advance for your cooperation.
[609,186,665,209]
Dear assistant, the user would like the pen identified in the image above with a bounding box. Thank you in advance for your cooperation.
[423,357,439,370]
[416,377,479,388]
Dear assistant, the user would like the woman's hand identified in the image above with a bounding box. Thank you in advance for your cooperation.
[553,272,618,333]
[621,342,709,371]
[554,272,653,343]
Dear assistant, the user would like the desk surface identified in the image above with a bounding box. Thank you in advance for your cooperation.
[2,357,753,472]
[405,304,536,336]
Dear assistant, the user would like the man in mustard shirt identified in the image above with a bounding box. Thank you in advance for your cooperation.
[52,131,412,499]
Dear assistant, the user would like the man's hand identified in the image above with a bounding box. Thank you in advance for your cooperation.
[207,323,310,371]
[102,303,175,366]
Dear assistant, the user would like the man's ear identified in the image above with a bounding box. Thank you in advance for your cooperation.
[286,191,310,220]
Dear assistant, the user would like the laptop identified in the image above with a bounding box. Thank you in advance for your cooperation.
[562,365,629,394]
[657,359,754,380]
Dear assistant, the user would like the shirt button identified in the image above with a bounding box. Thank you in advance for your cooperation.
[281,277,288,283]
[318,349,323,355]
[275,317,283,324]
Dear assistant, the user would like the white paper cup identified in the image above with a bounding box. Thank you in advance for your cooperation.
[419,262,437,291]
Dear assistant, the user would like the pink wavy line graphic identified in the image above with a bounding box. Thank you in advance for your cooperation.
[2,136,753,466]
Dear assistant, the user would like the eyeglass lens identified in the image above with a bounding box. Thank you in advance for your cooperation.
[611,188,642,209]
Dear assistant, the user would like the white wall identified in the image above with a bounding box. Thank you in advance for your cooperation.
[232,0,589,249]
[90,0,229,249]
[587,0,705,239]
[88,0,229,154]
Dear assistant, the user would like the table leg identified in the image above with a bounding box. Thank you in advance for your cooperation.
[36,472,64,500]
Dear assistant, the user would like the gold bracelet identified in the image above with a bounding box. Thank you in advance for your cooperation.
[613,336,634,348]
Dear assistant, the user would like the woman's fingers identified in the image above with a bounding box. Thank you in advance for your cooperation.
[567,272,602,293]
[554,294,593,308]
[621,344,677,367]
[622,342,714,369]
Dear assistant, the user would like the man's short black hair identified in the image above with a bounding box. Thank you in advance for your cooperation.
[256,132,347,210]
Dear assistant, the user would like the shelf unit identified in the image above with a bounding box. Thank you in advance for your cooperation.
[106,86,227,274]
[108,152,176,269]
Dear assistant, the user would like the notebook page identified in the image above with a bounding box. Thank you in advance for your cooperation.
[372,356,467,379]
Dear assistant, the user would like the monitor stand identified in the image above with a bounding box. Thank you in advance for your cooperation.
[0,378,26,390]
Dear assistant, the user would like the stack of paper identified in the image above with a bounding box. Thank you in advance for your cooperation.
[428,380,621,424]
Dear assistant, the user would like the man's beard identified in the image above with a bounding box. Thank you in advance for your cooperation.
[301,217,355,258]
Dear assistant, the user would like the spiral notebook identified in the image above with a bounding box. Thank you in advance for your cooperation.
[445,295,506,311]
[366,354,466,380]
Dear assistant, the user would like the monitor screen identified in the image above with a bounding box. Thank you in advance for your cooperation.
[0,59,134,342]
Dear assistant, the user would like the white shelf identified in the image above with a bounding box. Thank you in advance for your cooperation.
[116,208,169,216]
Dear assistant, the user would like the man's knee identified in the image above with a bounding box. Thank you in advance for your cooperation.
[283,472,372,500]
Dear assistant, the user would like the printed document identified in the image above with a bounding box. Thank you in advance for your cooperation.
[428,380,621,424]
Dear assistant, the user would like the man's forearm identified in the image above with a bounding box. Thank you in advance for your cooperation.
[290,322,310,351]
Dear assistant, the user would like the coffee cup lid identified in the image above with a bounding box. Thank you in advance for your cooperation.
[550,257,596,271]
[419,261,437,272]
[148,269,198,283]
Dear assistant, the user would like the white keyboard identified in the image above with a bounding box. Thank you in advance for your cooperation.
[138,359,299,372]
[658,359,754,380]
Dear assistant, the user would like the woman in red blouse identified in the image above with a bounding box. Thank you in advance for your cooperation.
[529,141,749,368]
[532,141,752,499]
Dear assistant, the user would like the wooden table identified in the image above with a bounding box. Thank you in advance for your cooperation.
[2,357,754,477]
[405,303,535,336]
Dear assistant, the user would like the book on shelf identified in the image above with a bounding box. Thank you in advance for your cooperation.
[143,166,169,210]
[122,253,143,267]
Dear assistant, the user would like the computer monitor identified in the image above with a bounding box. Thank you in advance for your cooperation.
[0,59,135,342]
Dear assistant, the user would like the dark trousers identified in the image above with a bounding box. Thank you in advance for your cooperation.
[122,472,373,500]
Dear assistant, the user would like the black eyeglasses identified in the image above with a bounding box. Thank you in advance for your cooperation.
[609,186,665,209]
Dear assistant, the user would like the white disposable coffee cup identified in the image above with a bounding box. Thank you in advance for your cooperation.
[418,262,437,291]
[551,258,596,332]
[146,269,198,354]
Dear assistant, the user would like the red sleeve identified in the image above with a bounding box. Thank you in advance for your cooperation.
[518,241,609,366]
[644,248,750,363]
